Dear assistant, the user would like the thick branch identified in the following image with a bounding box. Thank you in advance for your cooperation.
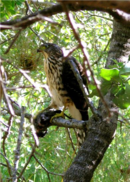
[4,98,90,136]
[1,1,130,31]
[33,109,90,137]
[58,0,130,13]
[52,117,89,129]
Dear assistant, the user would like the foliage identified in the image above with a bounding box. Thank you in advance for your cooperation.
[0,0,130,182]
[89,62,130,109]
[0,0,25,19]
[93,123,130,182]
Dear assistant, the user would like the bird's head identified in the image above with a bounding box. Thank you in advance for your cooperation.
[37,43,63,59]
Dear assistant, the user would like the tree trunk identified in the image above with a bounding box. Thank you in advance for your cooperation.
[63,20,130,182]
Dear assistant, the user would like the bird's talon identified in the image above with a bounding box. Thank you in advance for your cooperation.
[50,111,65,123]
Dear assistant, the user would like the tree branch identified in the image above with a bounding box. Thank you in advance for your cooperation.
[3,96,91,136]
[0,1,130,31]
[0,152,13,177]
[58,0,130,14]
[12,106,25,182]
[4,30,22,54]
[52,117,89,129]
[0,59,3,104]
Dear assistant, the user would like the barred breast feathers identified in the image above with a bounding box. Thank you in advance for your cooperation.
[37,43,88,145]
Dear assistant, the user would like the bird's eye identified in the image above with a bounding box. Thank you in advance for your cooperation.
[41,43,49,49]
[45,44,49,48]
[44,43,49,48]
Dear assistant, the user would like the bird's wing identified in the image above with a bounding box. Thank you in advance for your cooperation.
[62,56,88,120]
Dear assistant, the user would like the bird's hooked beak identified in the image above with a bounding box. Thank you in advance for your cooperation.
[37,43,49,59]
[37,43,48,53]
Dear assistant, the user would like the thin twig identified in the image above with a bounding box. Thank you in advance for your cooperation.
[25,0,33,14]
[0,59,3,104]
[30,117,39,147]
[63,45,80,58]
[0,162,7,167]
[1,76,15,116]
[2,116,13,177]
[6,85,34,90]
[110,108,130,125]
[0,120,9,127]
[66,128,76,154]
[25,1,46,43]
[2,116,13,140]
[4,30,22,54]
[12,106,25,182]
[33,155,51,182]
[91,38,111,66]
[9,96,32,120]
[87,13,113,21]
[0,35,15,45]
[33,154,64,177]
[0,58,14,116]
[17,145,36,180]
[1,57,51,96]
[29,26,45,42]
[19,69,41,90]
[0,152,13,177]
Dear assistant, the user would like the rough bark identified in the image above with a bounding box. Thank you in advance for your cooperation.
[0,1,130,30]
[63,20,130,182]
[58,0,130,13]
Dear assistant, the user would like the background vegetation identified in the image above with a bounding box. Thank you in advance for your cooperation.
[0,0,130,181]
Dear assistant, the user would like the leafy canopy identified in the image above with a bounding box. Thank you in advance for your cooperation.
[89,62,130,109]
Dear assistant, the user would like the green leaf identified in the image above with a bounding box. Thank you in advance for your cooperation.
[101,80,112,95]
[1,0,9,6]
[88,83,97,90]
[88,88,99,97]
[120,63,130,75]
[100,68,119,81]
[0,6,4,11]
[111,85,120,95]
[113,84,130,109]
[88,80,112,97]
[116,86,125,97]
[0,12,5,18]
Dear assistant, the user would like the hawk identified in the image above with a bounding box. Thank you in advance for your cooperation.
[37,43,88,145]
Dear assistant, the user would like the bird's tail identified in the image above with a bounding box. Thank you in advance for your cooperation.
[68,104,88,146]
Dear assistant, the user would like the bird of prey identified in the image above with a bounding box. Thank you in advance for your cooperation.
[37,43,88,145]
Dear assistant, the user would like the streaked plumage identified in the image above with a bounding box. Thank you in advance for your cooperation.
[37,43,88,145]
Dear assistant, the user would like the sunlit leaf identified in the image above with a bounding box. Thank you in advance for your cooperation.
[100,68,119,81]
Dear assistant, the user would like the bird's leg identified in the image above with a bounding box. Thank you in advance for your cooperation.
[50,105,66,123]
